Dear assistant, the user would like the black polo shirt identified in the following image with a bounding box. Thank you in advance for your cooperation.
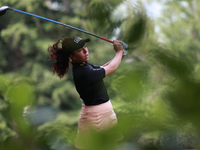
[72,62,109,106]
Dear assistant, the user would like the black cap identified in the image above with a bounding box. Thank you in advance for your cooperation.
[62,36,90,55]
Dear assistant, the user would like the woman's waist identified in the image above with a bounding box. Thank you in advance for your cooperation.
[81,100,113,114]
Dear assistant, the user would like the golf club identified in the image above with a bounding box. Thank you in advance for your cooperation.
[0,6,128,55]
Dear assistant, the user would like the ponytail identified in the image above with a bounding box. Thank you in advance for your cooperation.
[48,39,70,79]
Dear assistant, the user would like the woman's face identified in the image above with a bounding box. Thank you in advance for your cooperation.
[70,44,89,63]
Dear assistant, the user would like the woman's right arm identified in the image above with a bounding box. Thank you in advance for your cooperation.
[103,40,123,77]
[101,59,113,68]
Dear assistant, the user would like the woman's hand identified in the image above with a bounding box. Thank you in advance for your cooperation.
[113,40,123,52]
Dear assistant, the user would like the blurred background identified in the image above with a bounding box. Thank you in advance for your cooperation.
[1,0,200,149]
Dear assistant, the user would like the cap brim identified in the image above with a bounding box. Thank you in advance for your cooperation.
[84,38,90,43]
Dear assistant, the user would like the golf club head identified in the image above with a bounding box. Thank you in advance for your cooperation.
[0,6,10,16]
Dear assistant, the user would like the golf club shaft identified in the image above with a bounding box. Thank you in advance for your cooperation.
[9,7,113,43]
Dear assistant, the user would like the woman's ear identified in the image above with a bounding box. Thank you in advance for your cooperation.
[70,54,76,61]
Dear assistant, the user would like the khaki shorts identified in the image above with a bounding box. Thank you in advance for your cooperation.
[75,100,118,149]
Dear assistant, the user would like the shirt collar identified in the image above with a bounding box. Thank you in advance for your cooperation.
[72,62,88,67]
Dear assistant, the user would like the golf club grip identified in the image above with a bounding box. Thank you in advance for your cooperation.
[99,37,113,43]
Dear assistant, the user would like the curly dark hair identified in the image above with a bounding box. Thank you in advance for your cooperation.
[48,39,70,79]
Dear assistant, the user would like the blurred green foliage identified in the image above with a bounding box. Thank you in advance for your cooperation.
[1,0,200,150]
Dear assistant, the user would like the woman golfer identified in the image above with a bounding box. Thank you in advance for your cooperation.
[48,36,123,149]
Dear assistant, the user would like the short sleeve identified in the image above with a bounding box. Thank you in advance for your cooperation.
[91,64,101,69]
